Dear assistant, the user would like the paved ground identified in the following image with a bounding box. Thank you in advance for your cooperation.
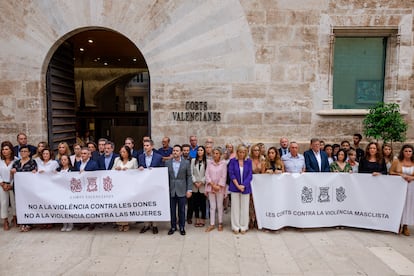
[1,212,414,276]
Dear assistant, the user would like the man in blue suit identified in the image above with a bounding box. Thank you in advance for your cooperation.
[97,141,119,170]
[138,139,163,234]
[304,138,330,172]
[74,147,99,172]
[73,147,99,231]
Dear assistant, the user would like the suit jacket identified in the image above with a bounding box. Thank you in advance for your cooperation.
[131,149,140,159]
[74,159,99,171]
[14,144,37,158]
[165,158,192,198]
[190,159,206,193]
[278,147,289,157]
[228,158,253,194]
[91,151,101,162]
[304,149,330,172]
[138,151,163,168]
[97,153,119,170]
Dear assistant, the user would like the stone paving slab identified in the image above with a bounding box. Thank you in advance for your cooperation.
[1,213,414,275]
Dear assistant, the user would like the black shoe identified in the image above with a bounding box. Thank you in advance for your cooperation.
[168,228,176,235]
[187,219,192,224]
[140,226,150,233]
[152,226,158,234]
[180,228,186,235]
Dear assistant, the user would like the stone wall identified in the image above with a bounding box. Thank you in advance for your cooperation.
[0,0,413,149]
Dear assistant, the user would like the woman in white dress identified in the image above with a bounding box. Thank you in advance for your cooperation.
[112,145,138,231]
[0,141,18,230]
[37,148,59,229]
[37,148,59,173]
[32,141,48,164]
[390,144,414,236]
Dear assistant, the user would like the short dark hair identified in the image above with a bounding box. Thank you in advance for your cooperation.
[182,144,191,149]
[19,145,29,152]
[40,148,54,161]
[353,133,362,140]
[173,144,182,151]
[105,141,115,149]
[144,139,154,146]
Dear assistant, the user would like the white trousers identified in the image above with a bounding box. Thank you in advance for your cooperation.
[230,192,249,231]
[0,189,16,219]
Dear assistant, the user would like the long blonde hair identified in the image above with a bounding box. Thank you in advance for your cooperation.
[56,142,72,160]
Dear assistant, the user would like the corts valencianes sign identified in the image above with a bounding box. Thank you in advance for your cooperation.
[172,101,221,122]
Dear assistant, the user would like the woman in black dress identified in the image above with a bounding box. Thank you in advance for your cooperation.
[358,142,387,175]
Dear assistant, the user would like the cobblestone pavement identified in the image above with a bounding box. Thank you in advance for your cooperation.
[1,212,414,276]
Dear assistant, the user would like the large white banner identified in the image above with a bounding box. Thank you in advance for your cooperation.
[251,173,407,233]
[14,168,170,223]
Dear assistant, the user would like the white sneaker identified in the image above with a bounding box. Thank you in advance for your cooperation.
[61,223,67,232]
[66,223,73,232]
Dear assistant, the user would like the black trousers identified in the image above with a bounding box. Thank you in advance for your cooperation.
[192,191,206,219]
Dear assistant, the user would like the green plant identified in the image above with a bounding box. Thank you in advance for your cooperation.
[363,102,407,143]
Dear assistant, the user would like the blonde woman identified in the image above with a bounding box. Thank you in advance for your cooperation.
[228,145,253,234]
[248,144,264,229]
[205,148,227,232]
[56,142,72,161]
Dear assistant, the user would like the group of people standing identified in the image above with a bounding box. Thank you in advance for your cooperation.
[0,132,413,237]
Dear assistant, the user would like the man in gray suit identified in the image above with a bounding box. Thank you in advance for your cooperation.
[165,145,193,235]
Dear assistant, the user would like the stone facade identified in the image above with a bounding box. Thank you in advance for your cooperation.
[0,0,413,149]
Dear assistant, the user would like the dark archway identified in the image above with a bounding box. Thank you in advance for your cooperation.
[46,28,149,151]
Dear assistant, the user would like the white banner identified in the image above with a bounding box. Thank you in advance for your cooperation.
[14,168,170,223]
[251,173,407,233]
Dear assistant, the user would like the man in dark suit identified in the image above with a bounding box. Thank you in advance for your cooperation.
[125,137,140,159]
[304,138,330,172]
[14,133,37,158]
[165,145,192,236]
[73,147,99,231]
[278,137,289,157]
[138,139,163,234]
[97,141,119,170]
[74,147,99,172]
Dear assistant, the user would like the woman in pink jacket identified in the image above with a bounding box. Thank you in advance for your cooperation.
[205,148,227,232]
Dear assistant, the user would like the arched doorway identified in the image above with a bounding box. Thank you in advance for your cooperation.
[46,29,149,151]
